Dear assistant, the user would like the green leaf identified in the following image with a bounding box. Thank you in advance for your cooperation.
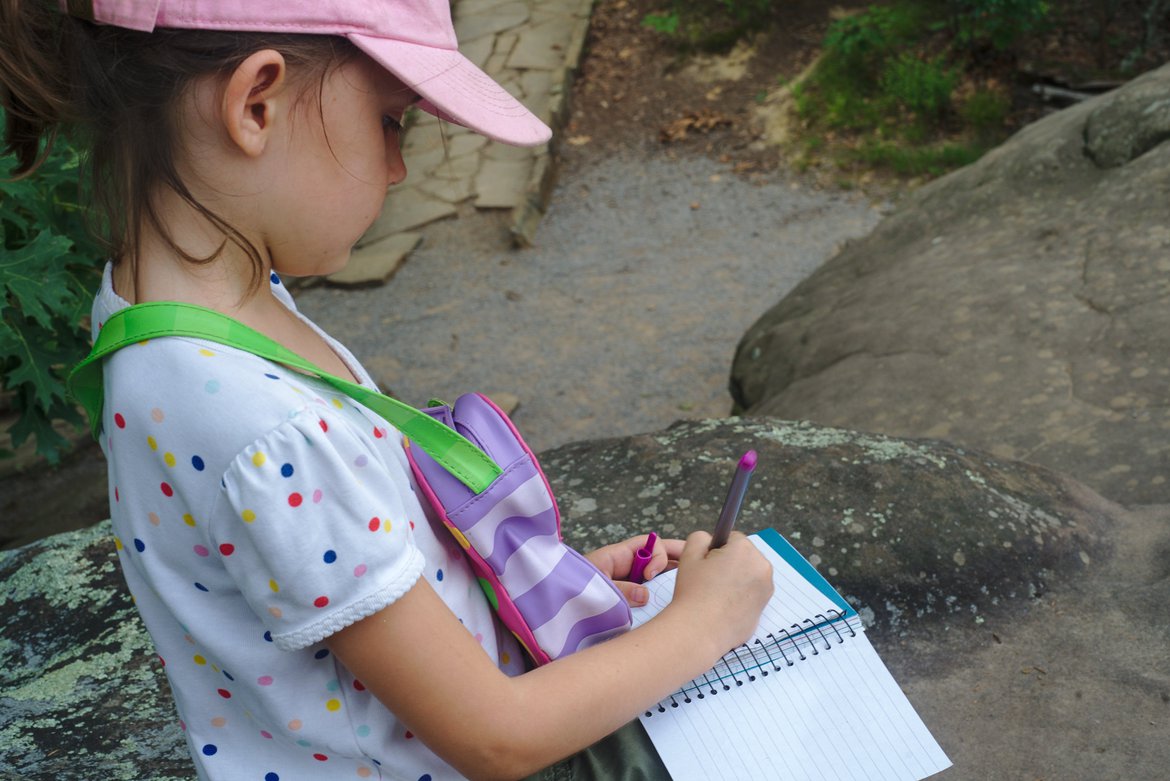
[0,230,78,327]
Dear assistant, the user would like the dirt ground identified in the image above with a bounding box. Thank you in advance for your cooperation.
[4,0,1169,548]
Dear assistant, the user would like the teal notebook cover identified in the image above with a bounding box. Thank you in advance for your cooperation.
[755,527,856,619]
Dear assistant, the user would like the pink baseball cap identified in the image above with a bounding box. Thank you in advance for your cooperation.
[61,0,552,147]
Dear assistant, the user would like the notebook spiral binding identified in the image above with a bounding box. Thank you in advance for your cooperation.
[644,607,859,717]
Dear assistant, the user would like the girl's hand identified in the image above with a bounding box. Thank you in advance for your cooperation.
[668,530,773,652]
[584,534,684,606]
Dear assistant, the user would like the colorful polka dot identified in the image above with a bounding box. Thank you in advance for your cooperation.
[219,544,235,556]
[312,489,323,503]
[260,731,273,740]
[323,550,337,564]
[331,398,343,409]
[204,379,220,394]
[114,413,126,429]
[313,596,329,608]
[194,582,209,592]
[194,545,210,557]
[114,537,123,550]
[269,579,279,593]
[262,631,273,643]
[265,372,280,380]
[314,649,330,660]
[147,436,158,450]
[373,427,384,439]
[280,463,294,478]
[288,493,303,507]
[270,272,281,285]
[148,512,161,526]
[326,679,340,692]
[326,699,341,712]
[160,482,173,497]
[133,538,145,553]
[436,569,444,582]
[241,509,256,523]
[258,675,274,686]
[211,716,227,728]
[313,754,328,762]
[319,419,329,433]
[201,744,217,756]
[265,773,279,781]
[194,654,207,665]
[191,455,205,471]
[252,452,266,467]
[353,680,366,692]
[367,517,380,532]
[183,514,197,527]
[163,452,176,467]
[151,408,165,423]
[419,775,431,781]
[288,719,303,731]
[268,606,282,619]
[353,564,368,578]
[357,767,372,778]
[354,455,367,468]
[217,689,231,699]
[199,348,215,357]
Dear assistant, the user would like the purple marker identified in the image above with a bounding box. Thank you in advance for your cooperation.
[711,450,757,549]
[629,532,657,584]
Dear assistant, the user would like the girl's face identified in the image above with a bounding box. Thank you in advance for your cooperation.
[264,54,416,278]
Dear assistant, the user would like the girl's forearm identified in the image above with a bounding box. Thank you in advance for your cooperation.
[328,581,734,781]
[487,603,730,777]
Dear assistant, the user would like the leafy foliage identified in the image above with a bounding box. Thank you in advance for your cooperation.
[1,118,104,463]
[947,0,1051,51]
[641,0,775,49]
[790,2,1021,179]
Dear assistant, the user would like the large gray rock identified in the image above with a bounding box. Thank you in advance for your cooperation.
[3,418,1162,781]
[730,62,1170,506]
[0,522,190,780]
[543,418,1113,631]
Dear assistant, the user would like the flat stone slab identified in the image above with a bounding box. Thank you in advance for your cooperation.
[327,232,423,287]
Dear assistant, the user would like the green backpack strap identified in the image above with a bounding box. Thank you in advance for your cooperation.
[67,301,501,493]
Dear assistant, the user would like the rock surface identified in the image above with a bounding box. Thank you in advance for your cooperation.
[0,523,188,780]
[5,419,1168,781]
[730,62,1170,506]
[542,418,1113,631]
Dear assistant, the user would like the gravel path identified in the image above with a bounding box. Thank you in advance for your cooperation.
[296,150,886,453]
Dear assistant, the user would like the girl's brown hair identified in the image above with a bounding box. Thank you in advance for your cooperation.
[0,1,356,283]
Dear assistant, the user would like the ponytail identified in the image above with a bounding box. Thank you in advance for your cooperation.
[0,0,75,175]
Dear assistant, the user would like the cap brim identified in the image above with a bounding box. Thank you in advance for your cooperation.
[349,34,551,148]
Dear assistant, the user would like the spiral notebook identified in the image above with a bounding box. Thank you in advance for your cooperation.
[633,529,951,781]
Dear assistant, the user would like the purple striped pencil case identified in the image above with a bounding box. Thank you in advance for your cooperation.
[404,393,631,665]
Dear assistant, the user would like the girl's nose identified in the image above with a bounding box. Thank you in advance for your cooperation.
[387,143,408,187]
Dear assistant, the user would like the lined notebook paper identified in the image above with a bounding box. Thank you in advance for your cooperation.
[633,529,951,781]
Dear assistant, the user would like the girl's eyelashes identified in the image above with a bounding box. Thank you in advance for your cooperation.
[382,114,403,134]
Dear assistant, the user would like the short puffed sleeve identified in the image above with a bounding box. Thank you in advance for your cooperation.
[212,409,425,651]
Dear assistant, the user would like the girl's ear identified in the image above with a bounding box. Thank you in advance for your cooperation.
[222,50,288,157]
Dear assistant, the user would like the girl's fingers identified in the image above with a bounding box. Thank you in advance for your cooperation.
[612,579,650,607]
[644,537,685,581]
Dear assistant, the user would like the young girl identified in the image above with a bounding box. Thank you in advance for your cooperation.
[1,1,774,779]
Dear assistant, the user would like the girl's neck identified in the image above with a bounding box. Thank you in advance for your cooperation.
[113,187,274,318]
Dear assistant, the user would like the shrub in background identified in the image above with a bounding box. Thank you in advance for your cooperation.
[1,116,104,464]
[642,0,775,49]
